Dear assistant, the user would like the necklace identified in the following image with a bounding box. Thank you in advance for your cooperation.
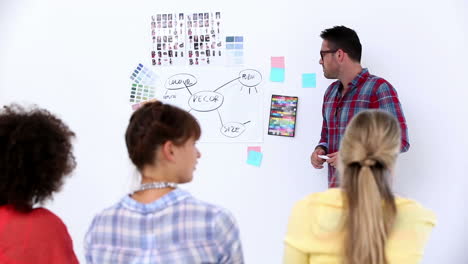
[134,182,178,193]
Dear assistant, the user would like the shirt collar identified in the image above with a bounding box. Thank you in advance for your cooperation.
[349,68,369,88]
[120,188,192,214]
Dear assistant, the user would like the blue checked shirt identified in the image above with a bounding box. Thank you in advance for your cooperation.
[84,189,244,264]
[318,68,410,188]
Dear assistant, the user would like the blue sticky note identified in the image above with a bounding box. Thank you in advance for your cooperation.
[226,36,235,42]
[302,73,316,88]
[270,67,285,82]
[247,151,263,167]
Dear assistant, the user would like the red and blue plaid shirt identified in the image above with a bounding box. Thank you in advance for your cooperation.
[318,68,410,188]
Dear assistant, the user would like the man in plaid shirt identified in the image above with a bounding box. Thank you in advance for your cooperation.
[310,26,410,188]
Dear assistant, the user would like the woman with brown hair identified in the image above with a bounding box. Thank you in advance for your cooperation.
[284,110,436,264]
[85,101,244,264]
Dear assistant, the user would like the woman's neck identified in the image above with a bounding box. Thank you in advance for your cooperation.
[131,187,175,204]
[131,167,177,204]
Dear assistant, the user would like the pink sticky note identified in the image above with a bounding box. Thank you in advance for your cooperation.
[271,56,285,68]
[247,146,261,155]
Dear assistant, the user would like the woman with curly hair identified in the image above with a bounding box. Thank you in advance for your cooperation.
[0,104,79,263]
[85,101,244,264]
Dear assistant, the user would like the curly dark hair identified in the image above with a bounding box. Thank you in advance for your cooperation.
[125,101,201,171]
[0,104,76,212]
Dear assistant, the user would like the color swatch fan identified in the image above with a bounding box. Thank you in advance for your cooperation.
[129,63,158,106]
[130,63,159,85]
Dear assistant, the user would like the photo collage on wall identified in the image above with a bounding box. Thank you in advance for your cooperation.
[151,12,223,66]
[151,13,186,66]
[186,11,223,66]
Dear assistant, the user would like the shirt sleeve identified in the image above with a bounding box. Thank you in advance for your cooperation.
[37,210,80,264]
[50,222,80,264]
[283,243,309,264]
[84,216,98,264]
[214,209,244,264]
[372,82,410,152]
[283,200,312,264]
[387,204,437,263]
[318,94,329,151]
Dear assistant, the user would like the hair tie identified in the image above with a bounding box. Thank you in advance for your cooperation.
[361,159,376,167]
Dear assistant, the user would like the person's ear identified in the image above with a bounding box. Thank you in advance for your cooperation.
[161,141,176,162]
[337,49,345,62]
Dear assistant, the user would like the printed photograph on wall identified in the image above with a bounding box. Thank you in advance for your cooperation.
[268,94,298,137]
[150,12,223,66]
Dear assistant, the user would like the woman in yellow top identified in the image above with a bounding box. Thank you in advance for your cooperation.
[284,110,436,264]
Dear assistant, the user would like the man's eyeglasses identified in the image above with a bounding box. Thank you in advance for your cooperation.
[320,49,338,60]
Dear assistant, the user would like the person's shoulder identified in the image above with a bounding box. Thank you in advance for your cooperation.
[185,195,235,219]
[21,208,74,242]
[287,189,344,240]
[395,196,437,225]
[367,73,386,81]
[88,199,126,225]
[296,188,344,208]
[30,207,67,227]
[183,196,240,236]
[366,73,395,89]
[288,189,344,225]
[0,206,60,221]
[0,207,68,232]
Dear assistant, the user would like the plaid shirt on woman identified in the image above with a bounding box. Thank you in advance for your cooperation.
[317,68,410,188]
[84,188,244,264]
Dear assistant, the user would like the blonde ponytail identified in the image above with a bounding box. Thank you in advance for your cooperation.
[339,110,400,264]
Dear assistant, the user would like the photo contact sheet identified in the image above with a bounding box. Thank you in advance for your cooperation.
[151,12,224,66]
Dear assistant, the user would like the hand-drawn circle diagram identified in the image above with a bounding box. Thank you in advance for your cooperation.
[162,69,263,139]
[165,73,197,90]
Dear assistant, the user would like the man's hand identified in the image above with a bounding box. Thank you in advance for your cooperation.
[311,147,327,169]
[326,152,339,168]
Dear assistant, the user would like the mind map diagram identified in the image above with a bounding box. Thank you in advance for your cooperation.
[161,69,263,139]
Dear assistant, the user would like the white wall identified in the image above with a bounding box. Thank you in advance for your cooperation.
[1,0,467,263]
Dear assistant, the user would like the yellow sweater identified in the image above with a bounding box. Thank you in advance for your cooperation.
[284,188,436,264]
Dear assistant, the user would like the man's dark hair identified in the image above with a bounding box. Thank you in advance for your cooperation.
[125,101,201,171]
[320,26,362,62]
[0,104,76,212]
